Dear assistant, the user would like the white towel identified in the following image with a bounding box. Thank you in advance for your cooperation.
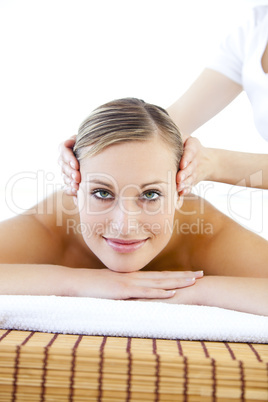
[0,295,267,343]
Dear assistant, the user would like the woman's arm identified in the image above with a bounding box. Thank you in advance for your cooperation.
[0,263,203,299]
[164,276,268,316]
[194,276,268,316]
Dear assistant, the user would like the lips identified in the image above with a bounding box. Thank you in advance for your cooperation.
[103,237,148,253]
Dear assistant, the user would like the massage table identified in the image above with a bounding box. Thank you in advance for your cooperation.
[0,296,267,401]
[0,330,268,401]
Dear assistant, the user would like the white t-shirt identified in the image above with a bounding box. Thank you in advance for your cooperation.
[208,6,268,141]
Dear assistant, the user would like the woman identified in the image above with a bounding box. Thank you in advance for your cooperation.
[1,98,268,315]
[60,5,268,195]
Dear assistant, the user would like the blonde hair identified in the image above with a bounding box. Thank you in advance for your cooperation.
[74,98,183,169]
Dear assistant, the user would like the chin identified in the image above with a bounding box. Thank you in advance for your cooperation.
[100,255,150,273]
[107,266,142,273]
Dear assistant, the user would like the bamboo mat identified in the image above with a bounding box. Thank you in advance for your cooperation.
[0,330,267,402]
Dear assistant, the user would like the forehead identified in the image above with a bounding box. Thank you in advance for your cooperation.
[79,137,177,184]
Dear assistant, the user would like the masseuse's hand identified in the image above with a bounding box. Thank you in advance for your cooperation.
[68,268,203,300]
[177,137,212,195]
[58,135,81,196]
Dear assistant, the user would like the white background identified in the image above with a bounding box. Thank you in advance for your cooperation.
[0,0,268,237]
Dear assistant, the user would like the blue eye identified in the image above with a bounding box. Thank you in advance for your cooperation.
[92,189,113,200]
[142,191,161,201]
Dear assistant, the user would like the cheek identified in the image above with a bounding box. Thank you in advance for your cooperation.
[142,189,178,216]
[158,214,175,240]
[141,207,175,241]
[139,192,177,236]
[77,191,104,241]
[77,187,113,215]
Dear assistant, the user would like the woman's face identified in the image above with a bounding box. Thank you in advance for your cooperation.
[77,136,180,272]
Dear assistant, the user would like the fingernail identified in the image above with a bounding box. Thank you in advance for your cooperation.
[72,188,77,194]
[186,277,195,282]
[195,271,204,277]
[167,290,176,296]
[71,173,76,180]
[180,173,185,181]
[70,161,76,169]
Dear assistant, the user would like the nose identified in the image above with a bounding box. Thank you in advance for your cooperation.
[110,197,140,236]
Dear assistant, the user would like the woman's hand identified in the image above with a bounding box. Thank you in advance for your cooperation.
[177,137,212,195]
[138,276,268,316]
[67,268,204,300]
[58,135,81,195]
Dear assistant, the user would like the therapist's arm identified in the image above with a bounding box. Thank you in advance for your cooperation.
[168,69,268,192]
[176,138,268,192]
[167,68,242,138]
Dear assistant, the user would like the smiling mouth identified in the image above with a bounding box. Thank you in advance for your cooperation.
[103,237,148,253]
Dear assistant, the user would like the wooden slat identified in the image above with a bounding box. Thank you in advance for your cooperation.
[0,330,267,401]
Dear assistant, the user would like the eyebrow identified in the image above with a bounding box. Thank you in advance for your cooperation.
[86,179,114,190]
[86,179,168,189]
[140,180,169,189]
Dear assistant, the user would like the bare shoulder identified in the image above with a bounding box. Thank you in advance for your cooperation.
[177,193,268,276]
[33,190,80,233]
[164,194,225,269]
[177,193,227,236]
[0,191,80,264]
